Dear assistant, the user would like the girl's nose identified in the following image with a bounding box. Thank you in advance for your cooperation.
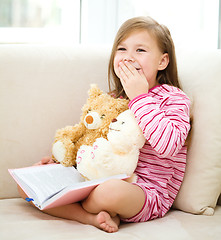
[123,58,135,63]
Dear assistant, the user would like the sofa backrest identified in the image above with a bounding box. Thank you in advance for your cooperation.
[0,45,109,198]
[174,48,221,212]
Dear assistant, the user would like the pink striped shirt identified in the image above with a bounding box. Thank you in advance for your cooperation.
[128,84,190,221]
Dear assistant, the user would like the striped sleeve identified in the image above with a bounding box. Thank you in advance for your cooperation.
[129,89,190,158]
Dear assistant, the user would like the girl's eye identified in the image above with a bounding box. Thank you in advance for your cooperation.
[117,47,126,51]
[137,48,146,52]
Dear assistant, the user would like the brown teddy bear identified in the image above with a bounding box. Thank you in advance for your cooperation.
[52,84,129,167]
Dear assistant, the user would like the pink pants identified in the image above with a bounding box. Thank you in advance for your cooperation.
[121,182,163,223]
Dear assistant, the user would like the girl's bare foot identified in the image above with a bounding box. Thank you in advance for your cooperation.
[96,211,120,233]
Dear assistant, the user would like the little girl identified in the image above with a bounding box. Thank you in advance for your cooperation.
[18,16,190,233]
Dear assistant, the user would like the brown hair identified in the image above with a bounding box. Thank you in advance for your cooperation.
[108,16,182,98]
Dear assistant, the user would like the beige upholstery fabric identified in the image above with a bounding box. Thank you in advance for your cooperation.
[0,45,109,198]
[173,49,221,215]
[1,198,221,240]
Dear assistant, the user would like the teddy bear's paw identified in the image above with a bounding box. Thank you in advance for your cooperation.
[76,149,86,165]
[76,145,93,165]
[52,141,66,163]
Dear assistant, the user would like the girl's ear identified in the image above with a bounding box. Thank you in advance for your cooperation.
[158,53,169,71]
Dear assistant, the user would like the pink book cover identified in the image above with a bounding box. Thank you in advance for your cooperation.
[41,183,103,210]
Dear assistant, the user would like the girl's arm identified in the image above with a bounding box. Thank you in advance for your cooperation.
[129,90,190,157]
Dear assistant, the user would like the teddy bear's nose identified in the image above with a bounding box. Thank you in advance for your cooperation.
[112,118,117,123]
[85,115,94,124]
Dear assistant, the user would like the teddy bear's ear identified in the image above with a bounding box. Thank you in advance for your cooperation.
[88,84,103,98]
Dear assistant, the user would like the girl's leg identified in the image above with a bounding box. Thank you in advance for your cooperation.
[17,185,107,231]
[82,179,146,231]
[43,205,120,233]
[42,203,101,227]
[18,179,145,233]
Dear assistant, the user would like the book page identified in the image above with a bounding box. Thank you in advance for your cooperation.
[11,164,85,204]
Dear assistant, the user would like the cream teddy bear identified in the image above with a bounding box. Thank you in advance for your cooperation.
[76,110,146,181]
[52,84,129,167]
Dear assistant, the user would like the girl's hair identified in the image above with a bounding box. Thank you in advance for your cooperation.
[108,16,182,98]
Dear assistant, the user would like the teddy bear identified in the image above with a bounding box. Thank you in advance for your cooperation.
[76,109,146,181]
[52,84,129,167]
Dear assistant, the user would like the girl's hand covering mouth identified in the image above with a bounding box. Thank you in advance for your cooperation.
[131,62,141,71]
[122,60,141,71]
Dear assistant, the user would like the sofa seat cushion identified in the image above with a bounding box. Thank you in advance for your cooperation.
[1,198,221,240]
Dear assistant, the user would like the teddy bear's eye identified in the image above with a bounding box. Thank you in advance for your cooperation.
[87,109,92,113]
[100,114,105,119]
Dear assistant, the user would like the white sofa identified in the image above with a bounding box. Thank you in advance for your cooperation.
[0,44,221,240]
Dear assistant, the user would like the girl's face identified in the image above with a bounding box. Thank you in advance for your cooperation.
[114,30,169,89]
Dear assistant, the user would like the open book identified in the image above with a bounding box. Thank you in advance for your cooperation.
[9,164,128,210]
